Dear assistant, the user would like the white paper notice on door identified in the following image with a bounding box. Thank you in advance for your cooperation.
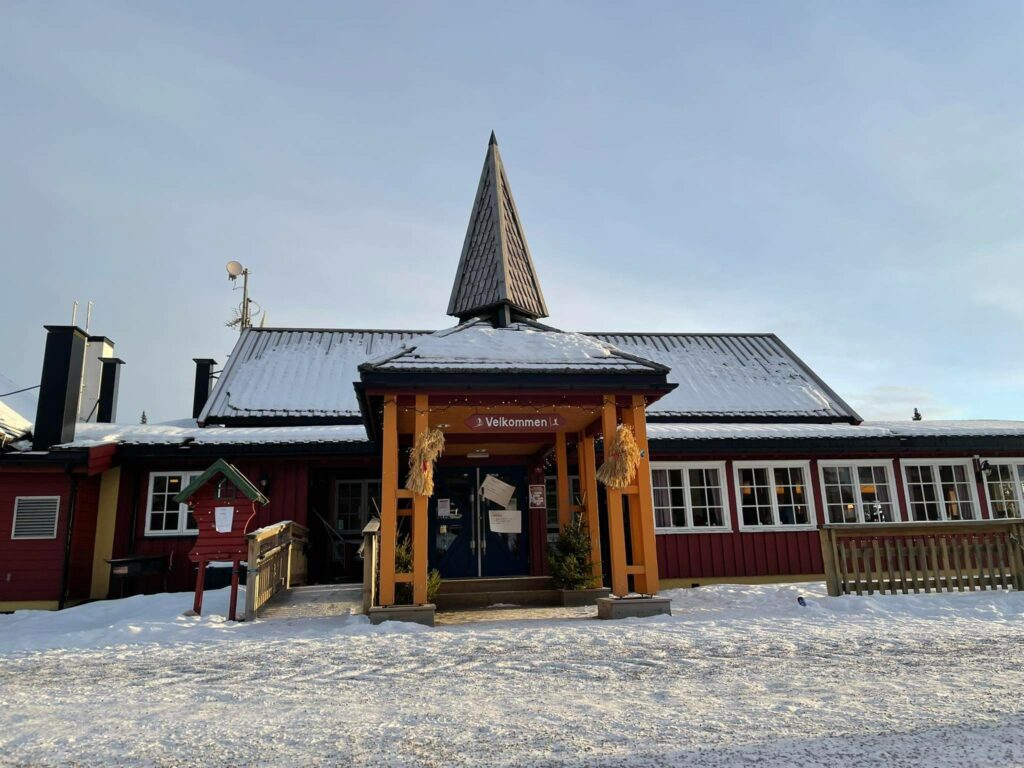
[480,474,516,509]
[489,508,522,534]
[214,506,235,533]
[437,498,451,517]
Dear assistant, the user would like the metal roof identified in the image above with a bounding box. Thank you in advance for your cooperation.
[447,133,548,321]
[361,318,668,374]
[201,326,858,424]
[589,333,859,421]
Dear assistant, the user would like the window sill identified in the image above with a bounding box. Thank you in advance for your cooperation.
[737,525,819,533]
[656,527,733,535]
[143,531,200,538]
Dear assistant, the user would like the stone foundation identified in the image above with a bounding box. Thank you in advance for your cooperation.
[596,596,672,620]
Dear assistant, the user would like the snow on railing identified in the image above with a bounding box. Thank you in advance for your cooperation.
[244,521,309,620]
[819,520,1024,597]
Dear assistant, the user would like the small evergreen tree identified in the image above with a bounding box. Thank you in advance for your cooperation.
[393,535,442,604]
[548,514,597,590]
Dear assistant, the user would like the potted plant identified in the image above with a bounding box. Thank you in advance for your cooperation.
[548,514,610,607]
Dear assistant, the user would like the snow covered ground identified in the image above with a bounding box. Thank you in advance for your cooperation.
[2,583,1023,767]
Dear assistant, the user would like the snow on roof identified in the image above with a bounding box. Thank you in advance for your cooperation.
[646,420,1024,441]
[0,372,35,442]
[200,329,423,422]
[203,326,854,424]
[589,334,857,421]
[63,419,370,448]
[363,319,665,374]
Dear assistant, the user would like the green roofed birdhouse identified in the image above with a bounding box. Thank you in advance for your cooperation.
[173,459,269,620]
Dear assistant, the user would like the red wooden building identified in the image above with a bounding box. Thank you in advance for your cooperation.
[3,135,1024,611]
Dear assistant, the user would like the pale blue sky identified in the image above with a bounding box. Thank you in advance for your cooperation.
[1,1,1021,423]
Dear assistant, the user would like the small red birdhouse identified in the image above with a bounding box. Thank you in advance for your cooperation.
[173,459,269,620]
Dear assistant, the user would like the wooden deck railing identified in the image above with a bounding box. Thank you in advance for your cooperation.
[244,521,309,620]
[359,518,381,615]
[819,520,1024,597]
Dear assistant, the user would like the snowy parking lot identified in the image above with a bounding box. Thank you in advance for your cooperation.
[2,583,1023,767]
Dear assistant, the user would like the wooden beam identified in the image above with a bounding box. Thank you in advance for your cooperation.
[630,394,660,595]
[555,431,571,531]
[379,396,399,606]
[602,395,628,597]
[579,433,602,585]
[413,394,429,604]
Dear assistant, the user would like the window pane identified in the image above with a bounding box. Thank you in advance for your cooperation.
[740,467,773,526]
[986,464,1021,519]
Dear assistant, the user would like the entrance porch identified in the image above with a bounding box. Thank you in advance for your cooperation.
[364,392,667,621]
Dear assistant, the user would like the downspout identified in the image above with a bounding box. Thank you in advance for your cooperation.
[58,467,81,610]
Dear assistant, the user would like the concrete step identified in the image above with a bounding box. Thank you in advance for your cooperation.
[434,588,562,611]
[437,576,555,595]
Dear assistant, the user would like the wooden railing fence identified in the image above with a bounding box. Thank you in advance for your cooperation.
[244,521,309,620]
[819,521,1024,597]
[359,518,381,615]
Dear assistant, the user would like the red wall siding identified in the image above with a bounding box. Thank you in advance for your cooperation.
[655,531,823,580]
[0,471,100,603]
[109,459,309,595]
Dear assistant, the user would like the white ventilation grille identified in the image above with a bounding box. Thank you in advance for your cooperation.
[11,496,60,539]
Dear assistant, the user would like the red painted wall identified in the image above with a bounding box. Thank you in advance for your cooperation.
[0,470,100,603]
[109,459,309,595]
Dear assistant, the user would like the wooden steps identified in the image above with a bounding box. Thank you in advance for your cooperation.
[434,576,560,611]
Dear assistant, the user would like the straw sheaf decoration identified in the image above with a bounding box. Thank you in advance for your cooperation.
[596,424,642,489]
[406,428,446,497]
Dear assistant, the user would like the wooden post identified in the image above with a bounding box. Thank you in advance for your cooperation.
[579,433,602,585]
[555,431,572,531]
[193,559,207,615]
[819,528,841,596]
[413,394,430,604]
[629,395,659,595]
[602,395,628,597]
[379,395,399,607]
[228,559,240,621]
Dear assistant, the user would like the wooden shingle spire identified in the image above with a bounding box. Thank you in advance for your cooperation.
[447,133,549,324]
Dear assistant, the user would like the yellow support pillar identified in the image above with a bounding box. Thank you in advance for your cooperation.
[579,432,602,585]
[630,394,660,595]
[379,395,399,607]
[555,430,572,531]
[602,395,629,597]
[412,394,429,604]
[89,467,121,600]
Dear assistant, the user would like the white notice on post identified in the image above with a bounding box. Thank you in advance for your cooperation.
[489,508,522,534]
[437,498,451,517]
[214,506,234,533]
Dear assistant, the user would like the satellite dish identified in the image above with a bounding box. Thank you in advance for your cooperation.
[225,260,244,279]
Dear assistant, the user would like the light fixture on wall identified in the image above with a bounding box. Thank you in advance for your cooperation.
[972,456,992,480]
[259,471,272,495]
[467,449,490,459]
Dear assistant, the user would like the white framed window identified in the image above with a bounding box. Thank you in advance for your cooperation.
[901,460,978,522]
[734,461,815,530]
[145,472,201,536]
[983,459,1024,519]
[651,462,730,532]
[334,479,382,535]
[11,496,60,539]
[544,475,581,539]
[818,461,898,523]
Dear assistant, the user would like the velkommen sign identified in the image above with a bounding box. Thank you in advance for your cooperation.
[464,414,563,432]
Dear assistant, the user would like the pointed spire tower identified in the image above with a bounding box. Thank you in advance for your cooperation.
[447,133,549,326]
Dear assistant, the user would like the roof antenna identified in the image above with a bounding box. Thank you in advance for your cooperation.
[85,301,94,333]
[71,300,78,326]
[913,408,922,421]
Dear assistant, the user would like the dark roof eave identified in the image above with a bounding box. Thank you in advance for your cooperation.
[359,370,677,393]
[648,435,1024,455]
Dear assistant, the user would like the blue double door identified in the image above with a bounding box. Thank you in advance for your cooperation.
[429,466,530,578]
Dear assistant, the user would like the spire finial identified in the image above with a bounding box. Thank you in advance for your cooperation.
[489,130,498,146]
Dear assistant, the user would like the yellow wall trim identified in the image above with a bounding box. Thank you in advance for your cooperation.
[662,573,825,589]
[90,467,121,600]
[0,600,61,612]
